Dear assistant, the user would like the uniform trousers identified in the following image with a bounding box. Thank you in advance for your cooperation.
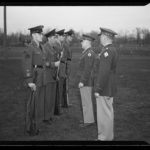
[26,86,44,133]
[26,83,56,133]
[96,96,114,141]
[61,77,69,108]
[43,82,56,120]
[54,80,60,115]
[54,77,65,115]
[80,86,95,124]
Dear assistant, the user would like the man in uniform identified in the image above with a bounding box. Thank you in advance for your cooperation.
[94,27,119,141]
[61,29,75,108]
[42,29,60,125]
[22,25,45,136]
[54,29,66,115]
[77,34,96,127]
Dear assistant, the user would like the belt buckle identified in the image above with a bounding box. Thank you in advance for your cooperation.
[34,65,37,68]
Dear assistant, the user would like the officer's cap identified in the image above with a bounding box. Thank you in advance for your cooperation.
[44,29,56,38]
[98,27,117,37]
[64,29,74,36]
[56,29,65,36]
[28,25,44,34]
[80,34,95,42]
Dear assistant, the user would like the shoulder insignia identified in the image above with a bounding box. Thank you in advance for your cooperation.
[88,53,91,57]
[104,51,109,57]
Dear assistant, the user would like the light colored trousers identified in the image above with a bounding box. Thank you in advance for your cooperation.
[80,87,95,124]
[96,96,114,141]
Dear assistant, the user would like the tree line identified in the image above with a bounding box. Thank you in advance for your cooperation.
[0,27,150,47]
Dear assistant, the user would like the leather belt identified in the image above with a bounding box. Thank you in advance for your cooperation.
[67,58,71,61]
[33,65,43,68]
[60,60,65,64]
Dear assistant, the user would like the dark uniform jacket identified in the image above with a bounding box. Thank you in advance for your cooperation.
[57,41,67,78]
[63,41,72,62]
[62,41,72,77]
[43,42,60,82]
[93,44,119,97]
[22,41,58,87]
[77,47,96,87]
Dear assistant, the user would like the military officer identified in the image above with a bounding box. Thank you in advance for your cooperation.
[22,25,45,136]
[42,29,60,125]
[94,27,119,141]
[77,34,96,127]
[54,29,66,115]
[61,29,75,108]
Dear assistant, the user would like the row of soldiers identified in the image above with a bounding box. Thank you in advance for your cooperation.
[22,26,74,136]
[22,25,119,141]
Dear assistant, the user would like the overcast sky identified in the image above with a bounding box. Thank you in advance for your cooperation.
[0,5,150,35]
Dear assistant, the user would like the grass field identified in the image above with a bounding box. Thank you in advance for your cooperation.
[0,46,150,144]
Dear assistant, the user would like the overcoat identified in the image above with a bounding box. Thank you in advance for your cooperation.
[93,44,119,97]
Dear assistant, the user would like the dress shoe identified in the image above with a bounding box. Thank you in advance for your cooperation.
[26,129,39,136]
[68,103,73,107]
[61,105,68,108]
[79,123,94,127]
[79,120,84,124]
[62,103,73,108]
[94,139,103,141]
[43,120,52,125]
[54,110,63,116]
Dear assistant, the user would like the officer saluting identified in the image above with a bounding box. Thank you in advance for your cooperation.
[94,27,119,141]
[22,25,45,136]
[77,34,96,127]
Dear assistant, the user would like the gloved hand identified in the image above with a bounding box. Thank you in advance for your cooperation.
[54,61,60,67]
[45,62,50,67]
[94,92,100,98]
[60,51,63,58]
[78,82,84,88]
[28,83,36,91]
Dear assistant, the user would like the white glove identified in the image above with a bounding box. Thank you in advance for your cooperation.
[45,62,50,67]
[54,61,60,67]
[94,92,100,98]
[60,51,63,58]
[28,83,36,91]
[78,82,84,88]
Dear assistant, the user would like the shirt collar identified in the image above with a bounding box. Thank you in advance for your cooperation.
[104,43,112,49]
[31,40,40,48]
[82,47,91,54]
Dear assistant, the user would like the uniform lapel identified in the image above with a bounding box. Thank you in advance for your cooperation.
[99,44,112,57]
[81,47,91,58]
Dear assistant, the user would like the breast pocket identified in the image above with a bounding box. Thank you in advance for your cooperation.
[33,52,43,66]
[35,68,44,86]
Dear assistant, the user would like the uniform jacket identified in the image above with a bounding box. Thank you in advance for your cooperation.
[43,42,60,82]
[62,41,72,77]
[56,41,67,78]
[22,41,58,87]
[93,44,119,97]
[77,47,96,87]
